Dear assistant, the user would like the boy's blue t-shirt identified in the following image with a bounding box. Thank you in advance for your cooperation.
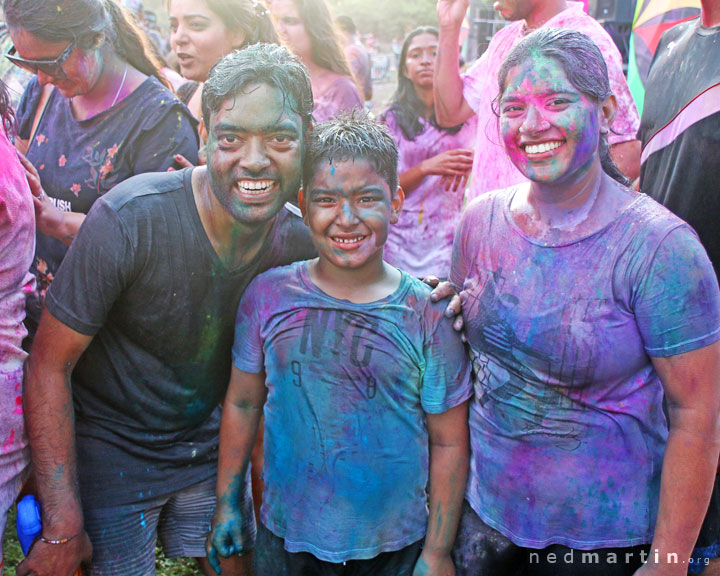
[232,261,473,562]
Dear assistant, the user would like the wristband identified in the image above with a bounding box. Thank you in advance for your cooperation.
[39,528,83,545]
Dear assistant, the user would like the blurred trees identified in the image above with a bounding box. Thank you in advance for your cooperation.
[328,0,438,41]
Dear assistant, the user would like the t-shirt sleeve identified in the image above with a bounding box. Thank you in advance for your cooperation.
[420,299,473,414]
[450,199,476,292]
[45,198,135,335]
[327,77,364,113]
[131,103,199,173]
[232,279,265,374]
[16,78,43,141]
[461,51,490,112]
[633,225,720,357]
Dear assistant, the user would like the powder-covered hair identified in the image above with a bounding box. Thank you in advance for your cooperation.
[202,43,314,135]
[303,111,399,193]
[496,27,628,185]
[3,0,170,88]
[382,26,464,141]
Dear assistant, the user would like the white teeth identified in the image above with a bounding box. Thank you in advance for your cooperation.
[525,141,563,155]
[238,180,274,192]
[332,236,366,244]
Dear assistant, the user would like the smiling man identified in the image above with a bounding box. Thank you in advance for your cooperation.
[434,0,641,201]
[18,44,315,576]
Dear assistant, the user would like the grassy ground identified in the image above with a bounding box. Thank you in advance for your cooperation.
[3,506,201,575]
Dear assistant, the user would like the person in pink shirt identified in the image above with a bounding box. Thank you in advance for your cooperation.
[380,27,475,278]
[0,79,34,567]
[435,0,640,202]
[270,0,363,123]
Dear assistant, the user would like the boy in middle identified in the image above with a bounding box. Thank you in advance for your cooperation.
[207,114,472,576]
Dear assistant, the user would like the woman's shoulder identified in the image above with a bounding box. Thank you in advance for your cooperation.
[320,72,362,102]
[132,76,184,107]
[124,76,197,127]
[465,186,514,216]
[621,192,690,238]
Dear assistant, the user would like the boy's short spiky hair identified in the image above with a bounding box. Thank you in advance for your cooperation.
[303,111,399,194]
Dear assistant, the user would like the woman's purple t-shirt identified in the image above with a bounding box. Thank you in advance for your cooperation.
[312,75,363,124]
[451,187,720,548]
[382,109,476,277]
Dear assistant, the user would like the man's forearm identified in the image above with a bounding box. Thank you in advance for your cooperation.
[24,352,84,535]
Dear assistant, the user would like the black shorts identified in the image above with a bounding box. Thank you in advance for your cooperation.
[451,500,650,576]
[254,521,423,576]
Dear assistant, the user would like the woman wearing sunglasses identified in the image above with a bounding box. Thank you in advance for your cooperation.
[3,0,199,342]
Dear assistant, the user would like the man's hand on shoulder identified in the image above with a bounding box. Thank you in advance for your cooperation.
[425,277,465,332]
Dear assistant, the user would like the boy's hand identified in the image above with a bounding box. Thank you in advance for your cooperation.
[413,549,456,576]
[206,504,247,575]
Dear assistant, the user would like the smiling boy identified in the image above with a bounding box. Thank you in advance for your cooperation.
[207,114,472,576]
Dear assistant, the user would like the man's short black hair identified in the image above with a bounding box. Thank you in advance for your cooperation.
[202,43,314,133]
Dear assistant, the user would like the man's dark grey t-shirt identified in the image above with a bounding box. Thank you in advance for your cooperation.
[46,168,315,507]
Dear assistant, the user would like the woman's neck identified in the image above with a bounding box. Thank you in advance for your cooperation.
[510,160,610,242]
[415,84,434,118]
[70,51,129,119]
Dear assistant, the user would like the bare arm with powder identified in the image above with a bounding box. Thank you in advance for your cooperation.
[16,310,94,576]
[434,0,476,127]
[207,367,266,574]
[634,342,720,576]
[413,400,470,576]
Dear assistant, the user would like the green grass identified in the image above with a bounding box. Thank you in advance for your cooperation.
[3,506,201,575]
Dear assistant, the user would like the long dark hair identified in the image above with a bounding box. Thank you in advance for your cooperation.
[0,79,15,136]
[383,27,463,141]
[3,0,170,89]
[289,0,354,79]
[497,27,629,185]
[201,0,280,47]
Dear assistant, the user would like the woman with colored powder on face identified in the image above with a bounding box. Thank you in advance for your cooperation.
[269,0,363,123]
[4,0,199,344]
[0,78,34,570]
[168,0,280,122]
[450,28,720,576]
[379,27,475,279]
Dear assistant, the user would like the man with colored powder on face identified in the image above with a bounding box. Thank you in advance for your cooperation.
[639,1,720,571]
[434,0,642,202]
[18,44,316,576]
[206,113,473,576]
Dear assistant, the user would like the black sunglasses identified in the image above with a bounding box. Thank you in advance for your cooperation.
[5,41,76,79]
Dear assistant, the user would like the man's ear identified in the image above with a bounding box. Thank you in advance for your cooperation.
[390,186,404,225]
[199,118,208,145]
[298,187,308,224]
